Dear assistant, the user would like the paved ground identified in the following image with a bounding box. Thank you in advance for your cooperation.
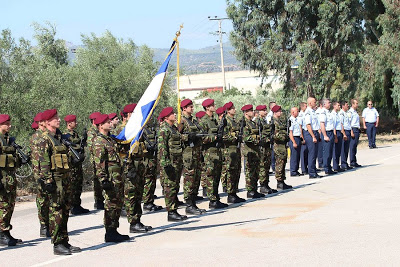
[2,143,400,266]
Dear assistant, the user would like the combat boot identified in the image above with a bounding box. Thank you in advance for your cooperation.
[247,191,265,199]
[185,199,206,215]
[0,231,17,247]
[71,205,90,215]
[260,184,278,194]
[130,222,153,233]
[209,200,228,209]
[94,201,105,210]
[143,203,163,212]
[195,195,204,201]
[105,228,130,243]
[202,187,207,197]
[227,193,246,203]
[63,241,82,253]
[168,210,188,222]
[53,243,71,255]
[4,230,22,244]
[277,181,293,191]
[40,224,51,238]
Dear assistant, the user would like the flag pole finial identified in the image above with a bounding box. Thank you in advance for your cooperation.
[175,24,184,40]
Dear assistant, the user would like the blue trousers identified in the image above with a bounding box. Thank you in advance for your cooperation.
[366,122,376,147]
[323,131,334,173]
[271,144,276,171]
[317,137,323,168]
[333,131,343,170]
[289,136,301,175]
[350,127,360,166]
[341,130,351,169]
[304,131,320,176]
[300,143,308,173]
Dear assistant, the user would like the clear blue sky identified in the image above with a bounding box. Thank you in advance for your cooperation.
[1,0,233,49]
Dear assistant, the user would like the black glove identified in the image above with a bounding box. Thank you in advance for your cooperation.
[127,168,137,180]
[101,180,113,191]
[188,133,197,143]
[164,165,175,178]
[43,182,56,193]
[0,180,4,191]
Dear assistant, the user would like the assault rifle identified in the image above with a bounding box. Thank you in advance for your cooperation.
[237,116,245,148]
[142,128,157,156]
[215,113,227,148]
[61,135,82,163]
[80,128,88,150]
[9,137,30,164]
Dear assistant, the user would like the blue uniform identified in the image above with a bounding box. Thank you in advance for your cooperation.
[303,107,320,177]
[349,108,360,166]
[340,109,352,168]
[332,110,343,170]
[298,110,308,174]
[319,108,335,173]
[315,108,324,169]
[362,107,379,148]
[289,116,302,176]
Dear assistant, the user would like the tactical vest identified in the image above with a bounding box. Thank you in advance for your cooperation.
[44,132,70,172]
[273,118,289,144]
[167,125,182,156]
[0,135,17,169]
[225,116,239,146]
[246,119,259,141]
[182,116,202,147]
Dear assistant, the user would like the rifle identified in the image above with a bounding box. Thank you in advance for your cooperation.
[61,136,82,163]
[216,113,227,148]
[80,128,88,150]
[9,138,30,164]
[142,128,157,156]
[237,116,245,148]
[257,118,264,148]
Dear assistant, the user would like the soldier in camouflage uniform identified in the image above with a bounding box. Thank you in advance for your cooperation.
[222,102,246,203]
[63,114,89,215]
[0,114,23,247]
[35,109,81,255]
[200,99,228,209]
[87,111,104,210]
[254,105,278,195]
[195,111,208,198]
[271,105,293,191]
[241,105,265,199]
[92,114,130,242]
[179,99,206,215]
[158,107,188,221]
[216,106,228,192]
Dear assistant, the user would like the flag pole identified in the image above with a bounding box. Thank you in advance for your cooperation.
[175,24,183,124]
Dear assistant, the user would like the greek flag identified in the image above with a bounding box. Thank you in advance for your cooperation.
[116,41,176,154]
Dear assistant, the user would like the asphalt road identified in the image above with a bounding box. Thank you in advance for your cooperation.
[3,143,400,266]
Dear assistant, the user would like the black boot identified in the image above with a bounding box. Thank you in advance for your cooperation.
[227,193,246,203]
[143,203,163,212]
[130,222,153,233]
[4,230,22,244]
[185,199,206,215]
[63,241,81,253]
[247,191,265,199]
[105,228,130,242]
[202,187,207,197]
[71,205,90,215]
[40,224,51,238]
[168,210,188,222]
[277,181,293,191]
[209,200,228,209]
[94,201,105,210]
[53,243,72,255]
[0,231,17,247]
[222,186,227,193]
[260,184,278,194]
[195,195,204,201]
[120,208,127,217]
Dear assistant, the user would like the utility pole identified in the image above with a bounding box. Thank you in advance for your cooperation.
[208,16,229,92]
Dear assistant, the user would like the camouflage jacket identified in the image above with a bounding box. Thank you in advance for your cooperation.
[180,113,203,148]
[142,125,158,158]
[273,116,289,144]
[223,115,240,145]
[254,117,272,146]
[30,129,45,178]
[157,122,183,168]
[243,117,260,147]
[92,132,121,183]
[199,113,218,146]
[87,125,98,158]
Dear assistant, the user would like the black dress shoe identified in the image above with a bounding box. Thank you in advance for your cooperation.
[290,172,304,177]
[309,174,322,179]
[209,200,228,209]
[143,203,163,212]
[277,181,293,191]
[168,210,188,221]
[260,185,278,194]
[350,163,362,168]
[333,168,345,172]
[63,242,81,253]
[227,194,246,203]
[130,222,152,233]
[302,171,309,175]
[247,191,265,199]
[325,170,337,175]
[105,228,130,242]
[54,243,72,255]
[71,205,90,215]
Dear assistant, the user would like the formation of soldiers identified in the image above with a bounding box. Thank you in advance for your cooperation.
[0,96,364,256]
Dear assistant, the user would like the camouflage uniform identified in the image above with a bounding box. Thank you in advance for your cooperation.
[142,125,158,206]
[158,122,183,211]
[36,131,71,245]
[180,114,203,202]
[92,133,123,229]
[199,114,222,201]
[254,117,273,187]
[0,133,19,232]
[87,125,104,205]
[30,129,50,229]
[273,117,289,181]
[222,115,241,194]
[242,117,261,192]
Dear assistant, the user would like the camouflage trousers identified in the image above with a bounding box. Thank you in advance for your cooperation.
[69,164,83,206]
[220,154,227,189]
[223,145,241,194]
[91,158,104,204]
[274,143,287,181]
[203,147,222,201]
[182,146,202,201]
[200,153,207,190]
[142,157,157,205]
[244,147,261,192]
[124,159,145,224]
[103,166,124,229]
[259,146,272,186]
[36,185,50,227]
[49,172,71,245]
[160,156,183,211]
[0,170,17,231]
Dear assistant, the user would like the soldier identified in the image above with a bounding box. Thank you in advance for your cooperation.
[316,99,324,170]
[319,99,337,175]
[158,107,188,221]
[108,113,120,135]
[340,101,353,170]
[241,104,265,198]
[254,105,277,194]
[271,105,293,190]
[349,99,362,168]
[288,107,304,177]
[196,111,206,120]
[195,111,208,197]
[63,114,89,215]
[92,114,130,242]
[200,99,228,209]
[87,111,104,210]
[216,107,225,121]
[267,102,276,173]
[0,114,23,247]
[31,121,39,130]
[298,102,308,175]
[216,106,227,192]
[35,109,81,255]
[331,101,345,172]
[223,102,246,203]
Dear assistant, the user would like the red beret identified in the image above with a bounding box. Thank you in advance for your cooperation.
[34,112,43,122]
[158,107,174,121]
[195,111,206,119]
[108,113,118,120]
[202,98,214,107]
[94,114,110,125]
[241,104,253,112]
[123,103,137,114]
[0,114,11,124]
[256,105,267,111]
[42,109,58,121]
[120,111,124,117]
[224,102,234,110]
[216,107,225,115]
[271,105,282,113]
[64,114,76,123]
[181,99,193,108]
[89,112,101,120]
[31,122,39,130]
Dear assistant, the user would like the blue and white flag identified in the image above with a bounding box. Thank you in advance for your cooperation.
[116,41,176,154]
